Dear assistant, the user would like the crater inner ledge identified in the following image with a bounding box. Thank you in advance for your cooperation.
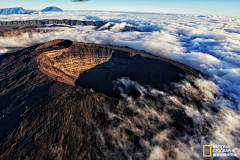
[37,39,198,97]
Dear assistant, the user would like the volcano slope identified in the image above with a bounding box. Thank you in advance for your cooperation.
[0,39,238,160]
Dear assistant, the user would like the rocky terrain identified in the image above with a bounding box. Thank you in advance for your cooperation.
[0,25,64,37]
[1,39,238,159]
[0,19,138,38]
[0,19,107,29]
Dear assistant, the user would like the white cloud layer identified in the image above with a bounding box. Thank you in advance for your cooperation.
[109,77,240,159]
[0,48,9,55]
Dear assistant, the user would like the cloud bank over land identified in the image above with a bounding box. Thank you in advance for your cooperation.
[0,48,8,55]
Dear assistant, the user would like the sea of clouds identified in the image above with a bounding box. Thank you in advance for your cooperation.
[0,11,240,159]
[109,76,240,159]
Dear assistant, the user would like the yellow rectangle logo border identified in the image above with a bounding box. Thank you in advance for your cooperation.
[203,145,212,157]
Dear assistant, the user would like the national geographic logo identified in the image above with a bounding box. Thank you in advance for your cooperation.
[203,145,212,157]
[203,145,237,158]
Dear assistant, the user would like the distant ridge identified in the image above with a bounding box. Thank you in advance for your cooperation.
[0,7,34,15]
[0,6,63,15]
[41,6,63,12]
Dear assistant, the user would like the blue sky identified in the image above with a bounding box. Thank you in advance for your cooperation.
[1,0,240,17]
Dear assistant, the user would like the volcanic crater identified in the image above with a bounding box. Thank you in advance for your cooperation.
[36,39,198,98]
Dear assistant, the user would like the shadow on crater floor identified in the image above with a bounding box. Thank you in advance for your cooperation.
[57,40,73,48]
[75,50,185,98]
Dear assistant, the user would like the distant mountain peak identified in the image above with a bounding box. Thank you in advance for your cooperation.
[41,6,63,12]
[0,7,34,15]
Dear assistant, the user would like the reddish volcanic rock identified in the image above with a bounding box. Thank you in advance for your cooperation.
[37,40,115,85]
